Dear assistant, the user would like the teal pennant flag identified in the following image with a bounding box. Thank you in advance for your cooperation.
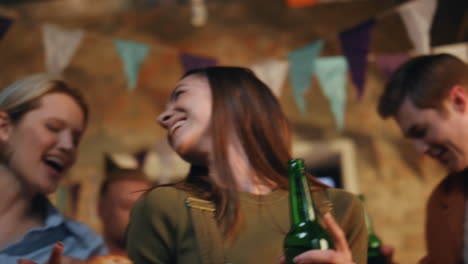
[114,39,151,91]
[288,41,323,113]
[315,56,348,131]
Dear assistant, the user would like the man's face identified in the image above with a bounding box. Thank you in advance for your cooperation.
[99,179,152,247]
[395,97,468,172]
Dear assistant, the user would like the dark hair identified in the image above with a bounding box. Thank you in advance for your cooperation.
[174,67,326,236]
[99,173,151,199]
[378,54,468,118]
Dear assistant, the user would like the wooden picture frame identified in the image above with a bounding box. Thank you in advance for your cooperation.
[293,138,360,194]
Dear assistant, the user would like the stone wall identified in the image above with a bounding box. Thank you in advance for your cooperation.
[0,1,449,263]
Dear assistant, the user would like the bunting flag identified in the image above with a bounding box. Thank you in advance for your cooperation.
[42,23,85,75]
[432,43,468,63]
[339,19,375,100]
[397,0,437,55]
[315,56,348,130]
[190,0,207,27]
[0,16,13,40]
[114,39,151,91]
[180,53,217,73]
[375,53,410,79]
[286,0,319,8]
[250,59,289,96]
[133,149,162,181]
[288,41,324,113]
[153,139,190,184]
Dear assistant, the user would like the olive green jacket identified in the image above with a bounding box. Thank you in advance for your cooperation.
[126,186,367,264]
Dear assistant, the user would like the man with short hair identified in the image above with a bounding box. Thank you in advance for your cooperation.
[98,153,153,256]
[378,53,468,263]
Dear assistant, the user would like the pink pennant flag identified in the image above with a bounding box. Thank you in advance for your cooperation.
[375,53,410,80]
[339,19,375,100]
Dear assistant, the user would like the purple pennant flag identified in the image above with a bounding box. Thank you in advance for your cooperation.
[339,18,376,100]
[180,53,217,73]
[0,16,13,40]
[375,53,410,80]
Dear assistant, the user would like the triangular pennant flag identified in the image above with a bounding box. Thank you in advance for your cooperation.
[250,59,289,96]
[114,39,151,91]
[315,56,348,130]
[42,24,84,75]
[339,19,375,100]
[190,0,208,26]
[0,16,13,40]
[397,0,437,55]
[286,0,319,8]
[432,43,468,63]
[288,41,324,113]
[375,53,410,79]
[180,53,217,73]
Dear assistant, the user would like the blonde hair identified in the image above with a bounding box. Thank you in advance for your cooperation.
[0,73,88,124]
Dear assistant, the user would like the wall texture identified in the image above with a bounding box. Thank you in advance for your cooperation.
[0,1,450,263]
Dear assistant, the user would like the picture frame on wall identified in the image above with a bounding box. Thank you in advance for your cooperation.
[293,138,360,194]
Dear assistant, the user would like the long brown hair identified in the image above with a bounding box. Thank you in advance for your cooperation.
[174,67,325,236]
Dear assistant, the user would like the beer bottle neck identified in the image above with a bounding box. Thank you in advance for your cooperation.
[359,195,376,235]
[363,204,375,235]
[289,171,317,225]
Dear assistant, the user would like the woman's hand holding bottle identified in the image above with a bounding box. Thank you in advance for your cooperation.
[280,213,355,264]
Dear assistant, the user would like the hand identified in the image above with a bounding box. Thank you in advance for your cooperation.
[18,243,84,264]
[380,244,395,264]
[279,213,354,264]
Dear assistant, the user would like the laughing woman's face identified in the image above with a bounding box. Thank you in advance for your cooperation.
[0,92,86,194]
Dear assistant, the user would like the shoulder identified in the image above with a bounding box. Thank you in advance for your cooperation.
[135,186,188,211]
[321,188,364,225]
[131,186,191,224]
[326,188,362,210]
[433,172,466,195]
[427,172,468,207]
[62,217,108,258]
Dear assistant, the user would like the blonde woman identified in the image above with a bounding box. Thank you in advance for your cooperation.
[0,74,107,264]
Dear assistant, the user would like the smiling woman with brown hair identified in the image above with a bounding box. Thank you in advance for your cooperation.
[0,74,107,264]
[126,67,367,264]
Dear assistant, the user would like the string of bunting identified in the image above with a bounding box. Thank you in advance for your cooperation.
[0,0,466,132]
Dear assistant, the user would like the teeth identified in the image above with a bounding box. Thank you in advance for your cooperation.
[46,157,64,167]
[170,120,185,134]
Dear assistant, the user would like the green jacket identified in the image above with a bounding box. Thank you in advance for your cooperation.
[126,186,367,264]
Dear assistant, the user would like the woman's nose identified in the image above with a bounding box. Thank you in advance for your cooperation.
[157,109,172,129]
[58,131,75,153]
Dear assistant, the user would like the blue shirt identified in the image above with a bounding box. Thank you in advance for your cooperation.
[0,198,108,264]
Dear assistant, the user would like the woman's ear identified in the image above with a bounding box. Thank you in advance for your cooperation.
[0,112,12,141]
[449,85,468,114]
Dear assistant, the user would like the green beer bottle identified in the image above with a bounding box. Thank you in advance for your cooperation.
[284,159,334,264]
[358,194,387,264]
